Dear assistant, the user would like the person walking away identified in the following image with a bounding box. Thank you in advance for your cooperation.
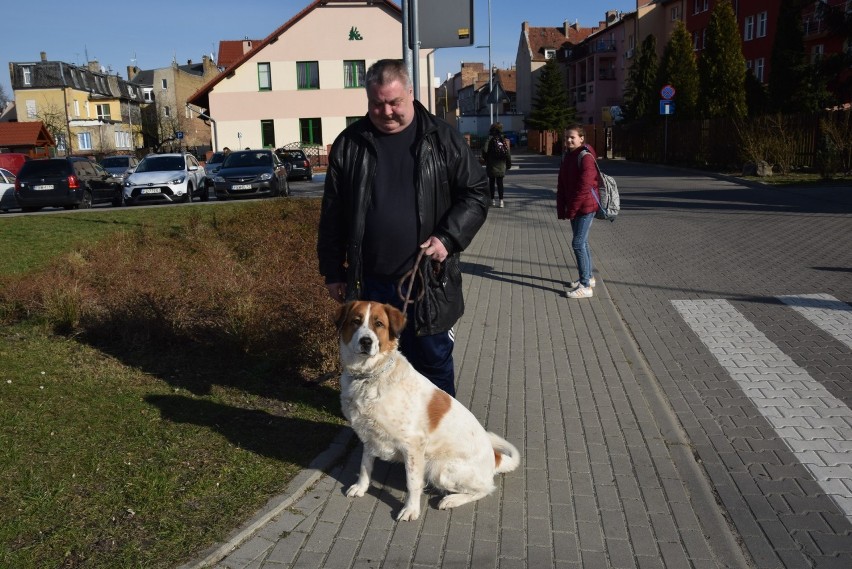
[317,59,489,397]
[481,123,512,208]
[556,124,598,299]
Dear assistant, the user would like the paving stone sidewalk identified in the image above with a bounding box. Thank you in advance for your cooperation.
[182,157,751,569]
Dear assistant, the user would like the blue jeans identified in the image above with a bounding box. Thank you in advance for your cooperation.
[361,277,457,397]
[570,212,595,287]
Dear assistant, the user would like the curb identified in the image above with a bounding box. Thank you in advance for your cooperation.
[178,427,355,569]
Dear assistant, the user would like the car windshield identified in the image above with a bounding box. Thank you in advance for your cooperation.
[136,156,185,172]
[207,152,225,165]
[101,156,130,168]
[223,152,272,168]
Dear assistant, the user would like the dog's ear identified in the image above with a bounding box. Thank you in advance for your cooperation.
[334,301,354,332]
[384,303,407,339]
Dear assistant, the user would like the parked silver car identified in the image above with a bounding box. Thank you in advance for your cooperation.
[99,155,139,183]
[122,153,206,205]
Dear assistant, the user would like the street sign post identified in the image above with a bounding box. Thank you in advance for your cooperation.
[659,85,675,163]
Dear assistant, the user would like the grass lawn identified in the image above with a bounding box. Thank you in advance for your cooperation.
[0,202,345,568]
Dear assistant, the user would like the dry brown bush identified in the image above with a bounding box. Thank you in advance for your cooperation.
[0,200,340,380]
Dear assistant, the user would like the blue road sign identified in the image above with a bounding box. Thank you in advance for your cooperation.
[661,85,676,100]
[176,131,184,140]
[660,100,675,115]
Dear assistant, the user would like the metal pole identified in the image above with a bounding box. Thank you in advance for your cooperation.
[402,0,412,84]
[488,0,493,124]
[411,0,420,99]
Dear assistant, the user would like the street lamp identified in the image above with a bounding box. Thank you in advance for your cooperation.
[475,0,493,125]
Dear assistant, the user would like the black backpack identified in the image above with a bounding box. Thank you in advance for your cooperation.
[489,136,509,160]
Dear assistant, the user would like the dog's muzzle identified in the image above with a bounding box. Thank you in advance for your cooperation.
[359,336,373,354]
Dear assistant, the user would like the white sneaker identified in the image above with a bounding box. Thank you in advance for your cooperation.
[566,286,593,299]
[491,199,497,207]
[567,277,596,290]
[499,199,505,208]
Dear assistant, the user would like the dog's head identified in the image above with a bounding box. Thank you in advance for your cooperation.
[335,301,407,367]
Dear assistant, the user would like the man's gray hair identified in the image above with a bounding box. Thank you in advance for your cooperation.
[365,59,412,90]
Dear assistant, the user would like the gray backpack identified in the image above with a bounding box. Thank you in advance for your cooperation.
[578,148,620,222]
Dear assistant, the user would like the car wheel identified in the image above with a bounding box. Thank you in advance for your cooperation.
[112,188,126,207]
[22,206,41,213]
[183,184,193,203]
[199,184,209,202]
[79,190,93,209]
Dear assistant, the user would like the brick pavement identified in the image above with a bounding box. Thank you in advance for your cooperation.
[182,156,851,568]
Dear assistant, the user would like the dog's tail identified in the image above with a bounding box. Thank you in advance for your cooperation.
[488,432,521,474]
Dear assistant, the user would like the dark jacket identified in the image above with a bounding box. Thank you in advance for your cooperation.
[317,100,489,335]
[481,135,512,178]
[556,145,599,220]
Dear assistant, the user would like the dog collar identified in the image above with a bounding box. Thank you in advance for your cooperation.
[348,355,397,381]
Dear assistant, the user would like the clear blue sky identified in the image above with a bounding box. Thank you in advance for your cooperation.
[2,0,637,99]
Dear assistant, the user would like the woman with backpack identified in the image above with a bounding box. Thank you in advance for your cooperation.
[481,122,512,208]
[556,124,598,299]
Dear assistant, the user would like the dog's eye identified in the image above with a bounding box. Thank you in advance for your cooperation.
[351,317,362,326]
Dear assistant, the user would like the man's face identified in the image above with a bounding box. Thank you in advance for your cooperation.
[367,79,415,134]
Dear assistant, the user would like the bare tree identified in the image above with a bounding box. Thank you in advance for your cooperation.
[0,84,10,108]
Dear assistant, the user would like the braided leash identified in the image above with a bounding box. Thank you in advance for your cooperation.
[397,247,429,310]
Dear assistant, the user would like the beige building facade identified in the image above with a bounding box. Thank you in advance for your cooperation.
[189,0,435,151]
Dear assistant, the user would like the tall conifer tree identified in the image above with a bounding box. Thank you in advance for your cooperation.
[623,35,658,122]
[698,0,747,118]
[658,21,700,119]
[526,57,574,133]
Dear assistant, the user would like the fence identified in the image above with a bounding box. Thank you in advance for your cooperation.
[613,110,852,174]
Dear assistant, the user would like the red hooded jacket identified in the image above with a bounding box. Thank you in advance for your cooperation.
[556,145,599,220]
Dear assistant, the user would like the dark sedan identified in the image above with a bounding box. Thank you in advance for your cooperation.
[213,149,289,200]
[276,148,313,181]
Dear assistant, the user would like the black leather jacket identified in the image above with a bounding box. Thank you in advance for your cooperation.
[317,101,489,335]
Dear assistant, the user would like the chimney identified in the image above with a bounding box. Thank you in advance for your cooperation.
[127,65,139,81]
[40,51,47,62]
[88,60,100,73]
[243,38,253,54]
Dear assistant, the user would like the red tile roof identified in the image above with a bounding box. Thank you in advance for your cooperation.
[526,24,598,62]
[0,122,55,147]
[217,40,262,70]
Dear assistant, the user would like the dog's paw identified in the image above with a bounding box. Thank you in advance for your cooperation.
[438,493,472,510]
[396,505,421,522]
[346,483,368,498]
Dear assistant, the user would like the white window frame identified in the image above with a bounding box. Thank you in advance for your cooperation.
[23,66,32,86]
[755,58,765,82]
[96,104,111,121]
[744,16,754,41]
[77,132,92,151]
[164,106,171,117]
[161,78,168,89]
[757,11,768,38]
[74,100,80,117]
[811,44,825,63]
[671,6,680,20]
[25,99,37,119]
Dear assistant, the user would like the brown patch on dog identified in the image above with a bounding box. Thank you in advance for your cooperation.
[494,451,503,469]
[336,301,368,344]
[383,303,407,340]
[427,389,452,431]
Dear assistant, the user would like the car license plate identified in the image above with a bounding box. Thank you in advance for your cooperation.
[141,188,160,194]
[33,184,54,191]
[231,184,252,190]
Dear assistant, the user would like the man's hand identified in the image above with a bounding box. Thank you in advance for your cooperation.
[420,236,448,262]
[326,282,347,304]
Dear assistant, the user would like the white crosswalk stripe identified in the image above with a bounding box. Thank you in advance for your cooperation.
[672,298,852,524]
[777,293,852,350]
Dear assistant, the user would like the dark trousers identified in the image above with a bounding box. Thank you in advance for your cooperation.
[488,176,504,200]
[361,277,457,397]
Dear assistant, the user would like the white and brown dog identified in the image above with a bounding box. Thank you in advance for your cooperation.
[336,300,520,521]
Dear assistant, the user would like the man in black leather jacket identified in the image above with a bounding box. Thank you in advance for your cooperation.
[317,59,488,396]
